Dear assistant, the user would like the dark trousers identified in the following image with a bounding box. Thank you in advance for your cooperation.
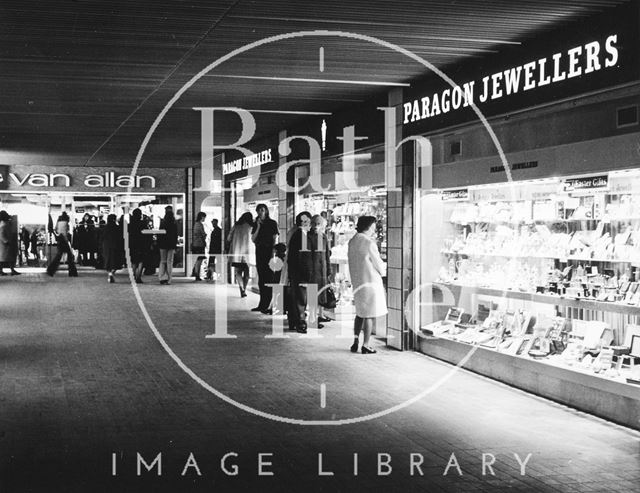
[191,246,205,278]
[47,235,77,277]
[256,248,274,310]
[286,282,308,329]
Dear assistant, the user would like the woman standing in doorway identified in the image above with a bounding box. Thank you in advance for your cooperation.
[158,206,178,285]
[347,215,387,354]
[227,212,254,298]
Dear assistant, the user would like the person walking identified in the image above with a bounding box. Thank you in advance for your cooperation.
[347,215,387,354]
[128,208,148,283]
[191,212,207,281]
[102,214,122,283]
[227,212,254,298]
[251,204,279,314]
[157,205,178,285]
[46,211,77,277]
[205,218,222,281]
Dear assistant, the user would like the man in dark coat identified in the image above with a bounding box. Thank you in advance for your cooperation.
[205,218,222,280]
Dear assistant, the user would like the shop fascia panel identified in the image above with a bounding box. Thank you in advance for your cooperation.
[431,131,640,189]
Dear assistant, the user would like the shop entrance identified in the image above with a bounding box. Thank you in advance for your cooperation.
[0,191,186,271]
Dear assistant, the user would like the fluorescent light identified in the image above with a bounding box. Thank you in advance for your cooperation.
[208,74,410,87]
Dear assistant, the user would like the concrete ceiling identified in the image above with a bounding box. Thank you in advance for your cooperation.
[0,0,631,168]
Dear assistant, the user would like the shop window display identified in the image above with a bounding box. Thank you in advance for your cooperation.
[295,189,387,311]
[417,170,640,386]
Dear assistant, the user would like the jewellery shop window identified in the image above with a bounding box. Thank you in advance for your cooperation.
[296,187,387,309]
[416,169,640,387]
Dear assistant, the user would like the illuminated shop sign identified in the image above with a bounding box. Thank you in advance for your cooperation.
[442,188,469,201]
[563,174,608,192]
[0,166,185,193]
[222,148,273,175]
[1,171,155,188]
[404,34,619,125]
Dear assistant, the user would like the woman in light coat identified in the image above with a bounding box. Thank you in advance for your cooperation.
[347,215,387,354]
[227,212,254,297]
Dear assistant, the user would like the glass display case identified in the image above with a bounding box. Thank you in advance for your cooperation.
[415,169,640,388]
[295,187,387,314]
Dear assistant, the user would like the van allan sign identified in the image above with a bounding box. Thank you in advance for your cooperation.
[1,171,156,188]
[0,165,190,193]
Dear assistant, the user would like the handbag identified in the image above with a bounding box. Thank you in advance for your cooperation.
[321,285,337,309]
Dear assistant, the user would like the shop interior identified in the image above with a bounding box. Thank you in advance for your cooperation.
[0,192,185,270]
[416,168,640,386]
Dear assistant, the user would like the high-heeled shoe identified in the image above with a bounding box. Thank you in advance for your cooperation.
[361,346,377,354]
[350,342,359,353]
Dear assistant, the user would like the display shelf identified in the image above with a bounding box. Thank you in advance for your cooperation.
[440,250,639,263]
[432,332,633,385]
[417,334,640,430]
[434,281,640,316]
[450,217,640,225]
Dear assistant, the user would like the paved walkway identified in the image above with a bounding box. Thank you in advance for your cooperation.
[1,271,639,492]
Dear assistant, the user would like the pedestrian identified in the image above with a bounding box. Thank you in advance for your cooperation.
[251,203,279,314]
[95,218,106,269]
[227,212,254,298]
[191,211,207,281]
[286,211,316,333]
[347,215,387,354]
[20,225,30,263]
[0,210,16,275]
[84,215,98,266]
[205,218,222,280]
[311,214,334,324]
[29,227,38,261]
[102,214,122,283]
[128,208,148,283]
[157,205,178,285]
[46,211,77,277]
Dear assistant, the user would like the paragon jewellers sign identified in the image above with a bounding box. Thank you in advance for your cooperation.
[404,34,620,125]
[0,165,186,193]
[402,3,639,131]
[222,148,273,175]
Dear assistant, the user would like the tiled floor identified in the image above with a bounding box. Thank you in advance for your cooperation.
[1,270,639,492]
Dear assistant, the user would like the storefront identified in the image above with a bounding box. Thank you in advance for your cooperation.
[403,1,640,428]
[285,99,390,320]
[220,139,281,290]
[293,145,388,315]
[0,165,187,269]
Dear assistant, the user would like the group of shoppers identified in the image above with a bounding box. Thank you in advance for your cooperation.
[43,206,179,284]
[190,212,223,282]
[226,204,278,312]
[225,204,386,354]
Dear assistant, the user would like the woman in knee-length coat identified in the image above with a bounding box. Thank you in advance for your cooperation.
[347,215,387,354]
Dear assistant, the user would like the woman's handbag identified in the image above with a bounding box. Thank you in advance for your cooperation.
[321,285,337,309]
